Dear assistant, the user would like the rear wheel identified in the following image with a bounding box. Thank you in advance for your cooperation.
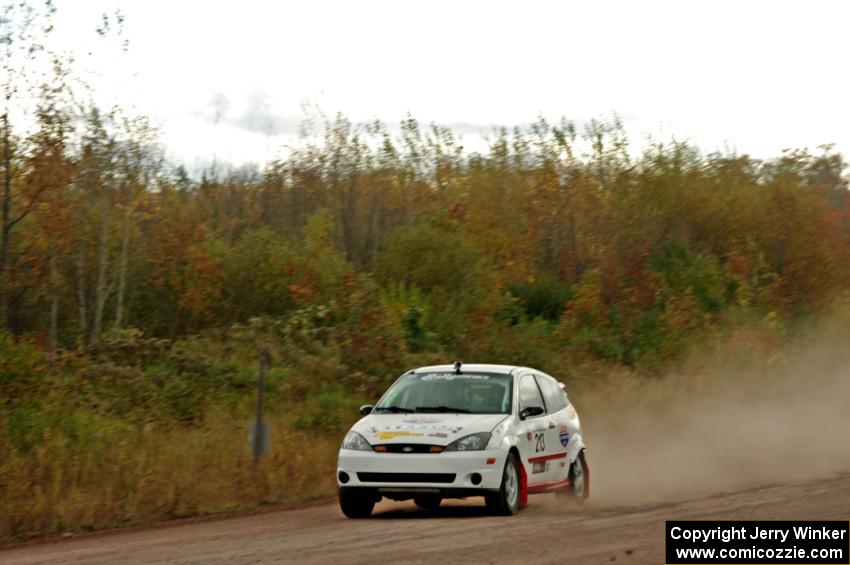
[413,494,442,510]
[485,452,521,515]
[338,488,376,518]
[567,450,589,501]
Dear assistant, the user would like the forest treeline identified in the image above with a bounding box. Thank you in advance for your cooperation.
[2,0,850,540]
[4,109,849,363]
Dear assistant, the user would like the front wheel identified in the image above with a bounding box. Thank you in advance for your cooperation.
[339,488,376,518]
[485,452,521,516]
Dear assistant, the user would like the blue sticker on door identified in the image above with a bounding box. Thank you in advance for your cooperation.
[559,425,569,447]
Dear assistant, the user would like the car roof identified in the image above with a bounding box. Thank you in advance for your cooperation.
[411,364,526,376]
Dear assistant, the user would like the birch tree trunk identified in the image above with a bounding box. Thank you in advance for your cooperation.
[76,239,88,345]
[48,247,59,348]
[92,189,113,341]
[115,202,131,329]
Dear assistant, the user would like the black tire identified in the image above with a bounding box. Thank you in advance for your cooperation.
[338,488,376,518]
[413,494,442,510]
[485,452,521,516]
[566,450,589,501]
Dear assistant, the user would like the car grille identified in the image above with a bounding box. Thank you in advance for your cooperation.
[374,444,441,454]
[357,472,456,484]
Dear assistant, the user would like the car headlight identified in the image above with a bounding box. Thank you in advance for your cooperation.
[444,432,491,451]
[341,431,372,451]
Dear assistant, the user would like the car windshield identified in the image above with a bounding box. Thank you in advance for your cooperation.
[374,372,513,414]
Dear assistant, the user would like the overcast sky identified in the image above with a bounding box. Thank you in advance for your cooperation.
[49,0,850,170]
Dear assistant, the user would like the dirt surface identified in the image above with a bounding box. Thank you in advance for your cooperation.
[3,472,849,564]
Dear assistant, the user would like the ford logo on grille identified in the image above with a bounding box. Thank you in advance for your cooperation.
[402,446,413,453]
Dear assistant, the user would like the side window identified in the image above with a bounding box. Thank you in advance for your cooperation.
[518,375,545,412]
[535,374,568,413]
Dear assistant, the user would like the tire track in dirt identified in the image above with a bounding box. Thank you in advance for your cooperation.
[3,472,849,564]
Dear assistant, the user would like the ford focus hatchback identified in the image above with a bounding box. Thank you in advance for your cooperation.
[337,363,588,518]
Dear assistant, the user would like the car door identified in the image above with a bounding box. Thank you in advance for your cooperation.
[534,372,571,483]
[516,372,558,484]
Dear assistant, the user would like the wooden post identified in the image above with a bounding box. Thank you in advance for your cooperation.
[252,353,268,470]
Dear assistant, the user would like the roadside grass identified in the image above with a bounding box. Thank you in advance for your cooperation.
[0,411,341,542]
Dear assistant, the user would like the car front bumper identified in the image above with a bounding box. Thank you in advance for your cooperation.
[337,448,507,493]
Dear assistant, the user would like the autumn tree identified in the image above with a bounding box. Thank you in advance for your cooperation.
[0,0,57,327]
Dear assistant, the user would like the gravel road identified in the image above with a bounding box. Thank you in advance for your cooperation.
[3,472,849,564]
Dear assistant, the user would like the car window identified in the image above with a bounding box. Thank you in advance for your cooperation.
[535,374,567,413]
[374,372,513,414]
[518,374,545,412]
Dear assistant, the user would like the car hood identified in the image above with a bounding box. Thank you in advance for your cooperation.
[354,413,509,445]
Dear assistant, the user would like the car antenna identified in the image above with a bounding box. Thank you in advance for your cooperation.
[454,361,462,374]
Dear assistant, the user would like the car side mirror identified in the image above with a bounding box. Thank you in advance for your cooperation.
[359,404,373,416]
[520,405,544,420]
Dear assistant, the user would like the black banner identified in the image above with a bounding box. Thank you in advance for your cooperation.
[666,521,849,564]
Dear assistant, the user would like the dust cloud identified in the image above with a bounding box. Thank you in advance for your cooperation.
[575,317,850,506]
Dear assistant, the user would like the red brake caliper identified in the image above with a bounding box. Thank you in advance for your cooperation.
[519,461,529,507]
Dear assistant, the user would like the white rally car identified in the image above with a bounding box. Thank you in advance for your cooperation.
[337,363,588,517]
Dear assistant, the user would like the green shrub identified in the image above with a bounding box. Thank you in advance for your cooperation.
[0,333,47,408]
